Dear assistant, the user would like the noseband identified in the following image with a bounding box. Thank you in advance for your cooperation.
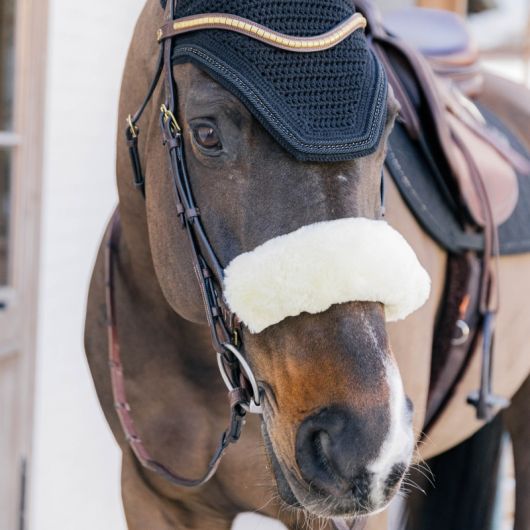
[108,1,369,488]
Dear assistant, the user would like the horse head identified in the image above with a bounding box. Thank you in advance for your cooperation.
[117,0,430,519]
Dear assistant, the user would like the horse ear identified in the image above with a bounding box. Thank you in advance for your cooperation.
[160,0,167,9]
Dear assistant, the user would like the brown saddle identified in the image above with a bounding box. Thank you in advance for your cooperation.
[356,0,530,424]
[374,5,530,229]
[384,6,482,96]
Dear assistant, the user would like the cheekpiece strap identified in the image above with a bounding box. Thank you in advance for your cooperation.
[157,12,367,52]
[115,0,263,490]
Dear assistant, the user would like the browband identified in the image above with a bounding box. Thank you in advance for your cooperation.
[157,12,367,52]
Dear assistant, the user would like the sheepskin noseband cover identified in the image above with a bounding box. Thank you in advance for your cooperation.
[223,218,431,333]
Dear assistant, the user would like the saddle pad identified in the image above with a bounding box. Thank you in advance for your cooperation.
[386,106,530,255]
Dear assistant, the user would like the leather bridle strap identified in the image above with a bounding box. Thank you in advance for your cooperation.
[126,46,164,195]
[109,0,262,489]
[105,211,246,487]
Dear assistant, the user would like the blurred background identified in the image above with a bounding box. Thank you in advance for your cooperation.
[0,0,528,529]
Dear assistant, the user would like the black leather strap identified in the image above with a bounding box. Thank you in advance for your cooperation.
[112,0,259,489]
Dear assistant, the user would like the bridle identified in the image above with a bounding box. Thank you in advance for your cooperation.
[107,1,263,488]
[104,0,517,515]
[106,0,370,489]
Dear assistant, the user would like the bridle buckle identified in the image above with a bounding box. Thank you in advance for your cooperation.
[126,114,139,138]
[160,104,181,134]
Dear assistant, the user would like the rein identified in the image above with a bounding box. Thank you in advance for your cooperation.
[106,212,247,486]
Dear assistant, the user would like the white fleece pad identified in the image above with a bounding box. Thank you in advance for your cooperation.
[223,218,431,334]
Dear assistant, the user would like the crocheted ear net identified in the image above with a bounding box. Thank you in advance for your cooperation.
[168,0,388,161]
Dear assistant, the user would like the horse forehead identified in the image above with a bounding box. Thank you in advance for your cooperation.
[184,66,238,104]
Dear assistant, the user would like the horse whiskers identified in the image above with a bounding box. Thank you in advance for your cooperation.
[253,492,278,513]
[413,460,435,481]
[409,464,435,488]
[418,430,434,444]
[396,490,410,501]
[400,477,427,496]
[411,433,434,460]
[410,447,434,478]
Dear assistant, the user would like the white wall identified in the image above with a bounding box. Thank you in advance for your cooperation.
[29,1,284,529]
[30,1,144,529]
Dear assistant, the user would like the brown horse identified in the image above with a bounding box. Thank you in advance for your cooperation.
[85,1,530,529]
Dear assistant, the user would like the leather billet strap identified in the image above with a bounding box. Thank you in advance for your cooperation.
[157,12,367,52]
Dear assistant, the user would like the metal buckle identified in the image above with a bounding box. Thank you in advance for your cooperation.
[160,104,181,134]
[451,319,470,346]
[217,343,263,415]
[127,115,138,138]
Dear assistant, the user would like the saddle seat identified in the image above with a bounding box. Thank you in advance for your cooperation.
[383,7,476,59]
[383,7,481,95]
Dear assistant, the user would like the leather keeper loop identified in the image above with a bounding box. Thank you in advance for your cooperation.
[228,388,249,409]
[167,137,180,150]
[185,207,200,220]
[126,134,145,193]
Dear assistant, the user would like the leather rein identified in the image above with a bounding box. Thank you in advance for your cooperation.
[106,2,266,488]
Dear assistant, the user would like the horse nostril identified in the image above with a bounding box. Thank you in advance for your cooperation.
[384,463,407,497]
[296,405,389,498]
[311,430,338,480]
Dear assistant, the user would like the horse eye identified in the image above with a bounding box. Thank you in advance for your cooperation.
[193,125,222,150]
